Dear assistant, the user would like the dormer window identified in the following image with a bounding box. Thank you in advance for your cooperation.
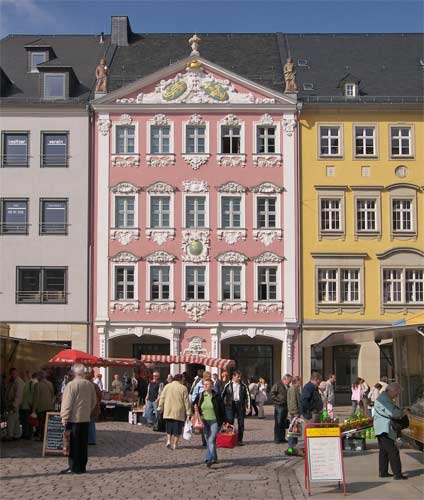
[344,83,357,97]
[30,52,47,73]
[44,73,65,99]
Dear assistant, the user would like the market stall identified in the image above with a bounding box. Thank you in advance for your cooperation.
[139,354,236,370]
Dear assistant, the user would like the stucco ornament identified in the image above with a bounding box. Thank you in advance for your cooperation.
[182,229,210,262]
[189,34,201,56]
[282,118,296,137]
[147,155,175,168]
[254,302,284,313]
[146,182,176,193]
[117,113,132,125]
[181,301,211,321]
[97,118,111,136]
[253,251,283,263]
[258,113,275,126]
[216,251,248,264]
[187,113,205,125]
[183,336,208,356]
[217,155,246,168]
[217,301,248,314]
[112,155,140,168]
[146,250,176,263]
[182,180,209,193]
[110,229,140,246]
[253,229,282,246]
[110,251,140,263]
[182,154,210,170]
[223,114,241,127]
[251,182,283,193]
[110,301,139,312]
[218,181,246,193]
[145,301,175,314]
[110,182,140,194]
[153,113,170,126]
[253,156,282,168]
[217,229,247,245]
[145,229,175,245]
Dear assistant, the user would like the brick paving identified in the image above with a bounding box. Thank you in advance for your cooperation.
[0,410,306,500]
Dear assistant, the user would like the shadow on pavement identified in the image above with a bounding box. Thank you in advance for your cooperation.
[404,451,424,465]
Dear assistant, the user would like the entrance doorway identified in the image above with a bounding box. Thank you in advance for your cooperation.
[230,345,273,384]
[333,345,360,392]
[187,363,205,381]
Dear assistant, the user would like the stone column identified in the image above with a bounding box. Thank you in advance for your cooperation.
[281,328,295,376]
[98,325,109,390]
[170,328,181,375]
[210,327,220,374]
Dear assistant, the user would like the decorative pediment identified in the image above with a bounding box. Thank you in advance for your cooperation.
[216,251,248,264]
[258,113,275,126]
[218,181,246,193]
[222,114,241,127]
[182,180,209,193]
[110,182,140,194]
[187,113,205,125]
[253,252,284,263]
[251,182,283,193]
[152,113,169,126]
[146,182,176,193]
[110,251,140,263]
[116,113,132,125]
[146,251,176,263]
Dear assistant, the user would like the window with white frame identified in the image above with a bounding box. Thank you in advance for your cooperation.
[344,83,357,97]
[222,266,242,300]
[116,126,135,154]
[356,199,377,232]
[355,126,376,156]
[406,269,424,303]
[30,51,47,72]
[151,126,170,154]
[383,268,424,304]
[221,196,241,228]
[114,266,135,300]
[257,266,277,300]
[390,127,412,157]
[185,266,206,300]
[185,196,206,228]
[392,199,412,232]
[319,126,342,156]
[150,266,170,300]
[115,196,135,228]
[221,126,241,154]
[150,196,170,228]
[256,126,276,153]
[186,126,206,153]
[320,199,341,231]
[256,197,277,228]
[43,73,65,99]
[318,268,360,304]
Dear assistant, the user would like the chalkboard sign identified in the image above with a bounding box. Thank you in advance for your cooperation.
[42,412,64,456]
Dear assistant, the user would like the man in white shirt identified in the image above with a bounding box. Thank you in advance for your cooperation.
[221,371,251,445]
[93,373,103,392]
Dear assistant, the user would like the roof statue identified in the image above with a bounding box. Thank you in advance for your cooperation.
[189,34,201,57]
[284,57,297,93]
[95,58,108,93]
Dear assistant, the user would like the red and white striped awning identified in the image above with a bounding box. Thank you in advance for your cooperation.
[139,354,235,369]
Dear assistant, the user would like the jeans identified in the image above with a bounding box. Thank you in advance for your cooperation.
[203,420,218,462]
[288,435,298,449]
[351,400,363,417]
[144,400,157,424]
[225,401,245,443]
[274,405,288,442]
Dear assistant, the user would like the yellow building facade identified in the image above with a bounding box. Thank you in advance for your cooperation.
[300,105,423,400]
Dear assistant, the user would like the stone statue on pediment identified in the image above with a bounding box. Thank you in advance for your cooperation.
[95,58,108,93]
[284,57,297,93]
[189,34,201,56]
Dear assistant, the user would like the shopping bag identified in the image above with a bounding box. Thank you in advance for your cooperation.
[216,424,238,448]
[153,412,166,432]
[287,416,302,437]
[27,411,39,427]
[183,418,192,441]
[191,408,204,434]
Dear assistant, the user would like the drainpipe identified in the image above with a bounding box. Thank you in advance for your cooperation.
[87,104,94,353]
[296,102,303,378]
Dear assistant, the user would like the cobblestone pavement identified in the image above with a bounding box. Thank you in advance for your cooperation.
[0,410,306,500]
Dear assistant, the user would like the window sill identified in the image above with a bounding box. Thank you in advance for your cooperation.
[253,301,283,313]
[145,301,175,313]
[146,154,175,168]
[181,301,211,321]
[111,154,140,168]
[217,154,246,168]
[318,231,345,241]
[253,154,282,168]
[145,228,175,245]
[110,228,140,246]
[315,303,364,314]
[182,154,210,170]
[389,155,415,160]
[110,300,139,312]
[253,228,282,246]
[381,304,424,314]
[217,300,247,314]
[217,228,247,245]
[390,232,417,241]
[354,231,381,240]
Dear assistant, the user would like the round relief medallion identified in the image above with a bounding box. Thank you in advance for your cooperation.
[189,240,203,256]
[395,165,408,178]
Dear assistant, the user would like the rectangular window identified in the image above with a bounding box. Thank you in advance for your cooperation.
[391,127,412,156]
[116,126,135,154]
[115,266,135,300]
[44,74,65,99]
[2,132,29,167]
[344,84,356,97]
[258,267,277,300]
[40,199,67,235]
[356,199,376,231]
[185,266,206,300]
[30,51,47,72]
[355,127,376,156]
[150,126,170,154]
[320,199,341,231]
[221,126,241,154]
[150,266,170,300]
[406,270,424,303]
[185,196,205,228]
[257,197,276,228]
[320,126,341,156]
[222,266,241,300]
[318,268,361,304]
[1,199,28,234]
[221,196,241,228]
[383,269,403,303]
[16,267,66,304]
[115,196,135,228]
[150,196,170,228]
[257,126,276,154]
[186,126,206,154]
[318,269,338,303]
[341,269,360,302]
[41,133,68,167]
[392,199,412,231]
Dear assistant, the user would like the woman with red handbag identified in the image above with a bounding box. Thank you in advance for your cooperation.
[193,378,225,467]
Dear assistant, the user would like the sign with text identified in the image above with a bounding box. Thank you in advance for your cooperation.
[42,412,64,456]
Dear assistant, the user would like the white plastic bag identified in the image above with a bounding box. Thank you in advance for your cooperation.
[183,418,192,441]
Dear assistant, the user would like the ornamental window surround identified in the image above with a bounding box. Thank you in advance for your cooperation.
[253,114,281,155]
[389,125,414,158]
[183,264,209,301]
[150,265,171,301]
[216,252,248,306]
[354,125,377,158]
[220,196,242,229]
[352,187,382,239]
[116,126,136,154]
[387,184,418,240]
[217,115,245,155]
[316,187,347,240]
[114,266,135,300]
[184,195,208,228]
[318,125,343,158]
[110,183,140,230]
[146,115,174,155]
[253,253,283,304]
[145,183,175,230]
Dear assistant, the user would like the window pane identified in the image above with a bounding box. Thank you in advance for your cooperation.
[42,134,67,166]
[18,268,41,303]
[31,52,47,71]
[41,200,67,234]
[44,75,65,98]
[3,133,28,166]
[43,268,66,303]
[2,200,27,234]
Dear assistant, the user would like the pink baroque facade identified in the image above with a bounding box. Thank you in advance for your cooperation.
[92,51,300,386]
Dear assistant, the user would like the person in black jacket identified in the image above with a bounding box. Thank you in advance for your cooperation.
[270,374,292,443]
[194,378,225,467]
[301,372,323,422]
[221,370,251,445]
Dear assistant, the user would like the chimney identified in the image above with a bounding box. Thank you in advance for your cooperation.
[111,16,132,46]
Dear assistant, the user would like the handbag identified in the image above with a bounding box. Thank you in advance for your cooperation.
[191,407,204,434]
[375,408,409,433]
[27,411,39,427]
[216,424,238,448]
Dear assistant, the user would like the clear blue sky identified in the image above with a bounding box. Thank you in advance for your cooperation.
[1,0,423,38]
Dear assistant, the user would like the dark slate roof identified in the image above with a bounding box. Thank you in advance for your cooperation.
[0,34,113,104]
[110,32,423,103]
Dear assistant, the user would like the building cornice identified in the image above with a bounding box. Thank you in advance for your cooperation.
[91,103,298,113]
